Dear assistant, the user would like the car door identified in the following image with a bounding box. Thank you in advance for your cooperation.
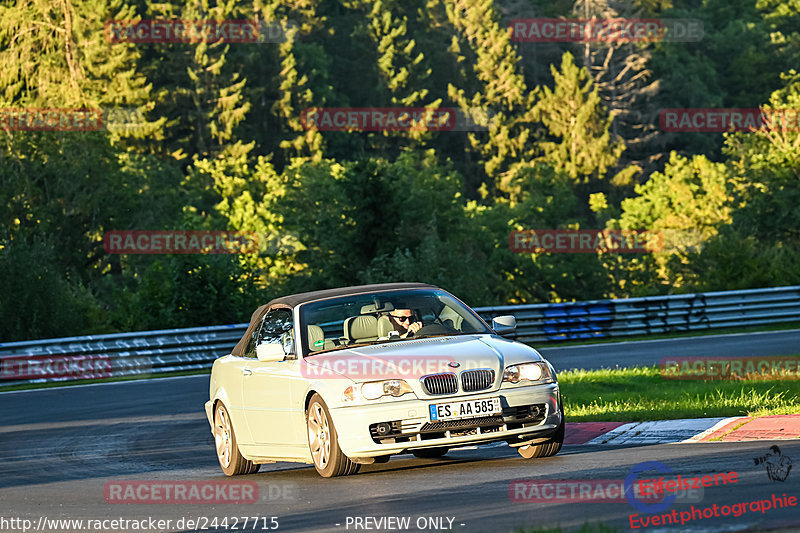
[240,308,306,452]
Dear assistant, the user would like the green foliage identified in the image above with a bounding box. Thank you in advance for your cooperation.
[1,0,800,339]
[0,239,99,340]
[613,152,733,290]
[533,52,625,185]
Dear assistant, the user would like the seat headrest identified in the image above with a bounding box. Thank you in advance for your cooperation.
[347,315,378,340]
[308,325,325,351]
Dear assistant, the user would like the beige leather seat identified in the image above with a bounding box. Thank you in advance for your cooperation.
[376,315,395,337]
[439,307,463,330]
[308,325,325,352]
[308,325,336,351]
[344,315,379,343]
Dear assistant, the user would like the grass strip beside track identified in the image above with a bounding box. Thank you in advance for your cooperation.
[560,362,800,422]
[519,524,618,533]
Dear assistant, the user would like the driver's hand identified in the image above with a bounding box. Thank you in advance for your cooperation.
[409,321,422,333]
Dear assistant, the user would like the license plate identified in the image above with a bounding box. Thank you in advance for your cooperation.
[429,397,502,421]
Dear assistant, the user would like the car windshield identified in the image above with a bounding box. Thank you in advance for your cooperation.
[299,289,491,355]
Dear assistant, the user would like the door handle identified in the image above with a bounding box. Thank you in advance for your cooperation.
[242,368,253,376]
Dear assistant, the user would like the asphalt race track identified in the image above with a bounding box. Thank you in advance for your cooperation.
[539,328,800,372]
[2,330,800,533]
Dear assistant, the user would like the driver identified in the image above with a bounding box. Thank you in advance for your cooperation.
[387,308,423,338]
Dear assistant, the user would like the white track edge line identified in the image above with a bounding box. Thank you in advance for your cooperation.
[681,416,750,443]
[0,373,209,395]
[542,328,800,351]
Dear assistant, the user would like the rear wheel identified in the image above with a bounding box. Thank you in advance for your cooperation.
[214,403,260,476]
[307,394,360,477]
[518,411,565,459]
[412,447,449,459]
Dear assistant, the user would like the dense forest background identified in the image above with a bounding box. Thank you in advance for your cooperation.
[1,0,799,341]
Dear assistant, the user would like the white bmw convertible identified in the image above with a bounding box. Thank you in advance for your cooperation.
[206,282,564,477]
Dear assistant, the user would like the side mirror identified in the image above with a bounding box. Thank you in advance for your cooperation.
[492,315,516,336]
[256,343,286,362]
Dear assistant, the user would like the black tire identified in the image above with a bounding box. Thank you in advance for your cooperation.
[517,411,565,459]
[306,394,360,478]
[412,447,450,459]
[214,403,260,476]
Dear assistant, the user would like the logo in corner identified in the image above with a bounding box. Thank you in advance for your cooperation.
[754,445,792,482]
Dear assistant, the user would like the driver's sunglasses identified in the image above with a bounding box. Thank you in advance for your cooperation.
[391,315,411,323]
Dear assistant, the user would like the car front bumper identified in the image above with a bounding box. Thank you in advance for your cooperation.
[330,383,561,458]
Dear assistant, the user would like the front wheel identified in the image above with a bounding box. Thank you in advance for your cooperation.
[307,394,360,477]
[517,412,565,459]
[214,403,260,476]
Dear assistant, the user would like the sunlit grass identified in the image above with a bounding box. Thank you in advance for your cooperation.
[517,524,618,533]
[560,364,800,421]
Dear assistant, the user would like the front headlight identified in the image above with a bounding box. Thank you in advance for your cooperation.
[503,362,553,384]
[343,379,414,402]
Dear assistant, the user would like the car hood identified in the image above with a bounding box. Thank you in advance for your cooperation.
[302,334,544,381]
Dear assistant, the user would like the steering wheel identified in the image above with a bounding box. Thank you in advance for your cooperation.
[415,323,458,336]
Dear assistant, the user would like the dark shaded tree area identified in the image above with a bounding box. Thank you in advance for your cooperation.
[1,0,798,341]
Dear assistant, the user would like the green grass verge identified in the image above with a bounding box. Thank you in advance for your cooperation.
[0,369,210,393]
[517,524,618,533]
[560,364,800,422]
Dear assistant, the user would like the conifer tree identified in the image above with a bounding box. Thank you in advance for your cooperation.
[571,0,661,177]
[438,0,540,196]
[355,0,442,142]
[533,51,625,185]
[143,0,252,161]
[254,0,325,162]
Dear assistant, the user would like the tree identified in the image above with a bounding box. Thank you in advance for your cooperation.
[695,69,800,290]
[612,152,734,290]
[570,0,663,175]
[534,52,625,184]
[439,0,540,196]
[142,0,252,161]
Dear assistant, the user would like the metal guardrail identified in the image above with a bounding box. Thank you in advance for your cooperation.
[2,285,799,386]
[0,325,248,387]
[479,285,800,344]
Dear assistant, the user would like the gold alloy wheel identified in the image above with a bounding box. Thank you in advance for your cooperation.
[307,401,331,470]
[214,405,233,468]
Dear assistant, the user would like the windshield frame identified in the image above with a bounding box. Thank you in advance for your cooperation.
[296,287,491,357]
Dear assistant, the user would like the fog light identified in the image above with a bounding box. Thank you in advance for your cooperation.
[376,423,392,436]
